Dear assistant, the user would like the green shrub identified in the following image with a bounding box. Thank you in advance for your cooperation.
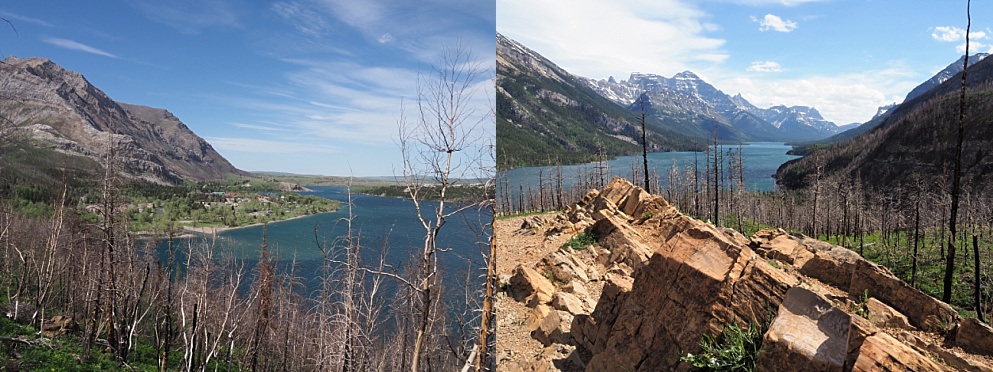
[680,321,766,371]
[560,232,596,251]
[850,289,871,320]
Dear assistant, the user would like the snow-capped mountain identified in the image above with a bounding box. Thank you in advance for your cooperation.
[904,53,989,103]
[583,71,844,142]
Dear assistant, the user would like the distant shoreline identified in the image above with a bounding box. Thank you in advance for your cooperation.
[181,212,330,235]
[132,212,334,239]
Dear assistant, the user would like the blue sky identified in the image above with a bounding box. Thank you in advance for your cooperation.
[1,1,495,176]
[498,0,992,125]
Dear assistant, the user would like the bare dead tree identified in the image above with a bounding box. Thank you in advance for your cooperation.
[945,0,970,303]
[396,41,490,371]
[639,93,651,194]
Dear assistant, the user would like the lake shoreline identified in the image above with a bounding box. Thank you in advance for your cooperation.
[132,211,337,240]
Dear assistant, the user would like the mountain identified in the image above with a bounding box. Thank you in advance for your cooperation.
[904,53,988,102]
[583,72,845,142]
[775,53,993,192]
[806,53,990,148]
[0,56,245,185]
[496,34,704,170]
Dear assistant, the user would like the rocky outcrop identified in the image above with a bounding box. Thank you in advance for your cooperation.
[956,317,993,357]
[499,178,992,371]
[41,315,79,338]
[757,287,849,371]
[0,56,245,184]
[508,265,555,306]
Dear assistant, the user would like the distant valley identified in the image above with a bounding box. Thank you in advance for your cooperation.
[496,33,852,170]
[776,52,993,194]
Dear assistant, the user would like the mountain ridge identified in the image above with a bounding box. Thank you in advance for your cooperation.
[0,56,246,185]
[774,53,993,193]
[583,71,845,142]
[496,33,704,170]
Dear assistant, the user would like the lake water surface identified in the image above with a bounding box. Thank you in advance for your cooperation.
[498,142,800,211]
[156,186,489,311]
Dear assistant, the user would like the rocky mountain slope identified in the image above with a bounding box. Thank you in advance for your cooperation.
[496,178,993,371]
[584,72,844,142]
[0,56,244,185]
[775,53,993,192]
[497,34,706,170]
[905,53,989,103]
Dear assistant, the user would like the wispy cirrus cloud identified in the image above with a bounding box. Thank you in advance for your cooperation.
[752,14,798,32]
[128,0,241,34]
[204,137,341,154]
[41,37,118,58]
[271,1,331,38]
[0,10,54,27]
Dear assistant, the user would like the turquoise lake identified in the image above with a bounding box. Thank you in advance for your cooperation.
[155,185,490,309]
[498,142,801,208]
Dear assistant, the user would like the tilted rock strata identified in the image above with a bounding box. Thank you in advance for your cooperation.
[500,177,993,371]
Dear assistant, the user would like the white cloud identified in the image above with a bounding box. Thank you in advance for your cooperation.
[498,0,726,79]
[378,33,394,44]
[41,37,118,58]
[753,14,797,32]
[932,26,965,42]
[718,63,918,124]
[747,61,782,72]
[204,137,340,154]
[931,26,993,54]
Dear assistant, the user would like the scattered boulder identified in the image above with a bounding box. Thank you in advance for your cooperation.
[517,216,546,235]
[543,249,594,283]
[750,228,812,266]
[849,259,959,332]
[864,298,912,330]
[851,332,948,371]
[41,315,78,338]
[955,317,993,357]
[897,329,990,372]
[552,292,586,315]
[757,287,849,371]
[509,265,556,306]
[562,279,590,298]
[533,310,574,346]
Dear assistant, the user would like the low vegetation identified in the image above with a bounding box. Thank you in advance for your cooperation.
[355,183,495,203]
[560,232,596,251]
[681,321,767,371]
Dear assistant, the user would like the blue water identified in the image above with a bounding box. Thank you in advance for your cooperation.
[155,186,490,310]
[500,142,799,194]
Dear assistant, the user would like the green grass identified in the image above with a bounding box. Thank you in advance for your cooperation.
[0,314,195,371]
[681,321,766,371]
[560,232,596,251]
[495,210,559,220]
